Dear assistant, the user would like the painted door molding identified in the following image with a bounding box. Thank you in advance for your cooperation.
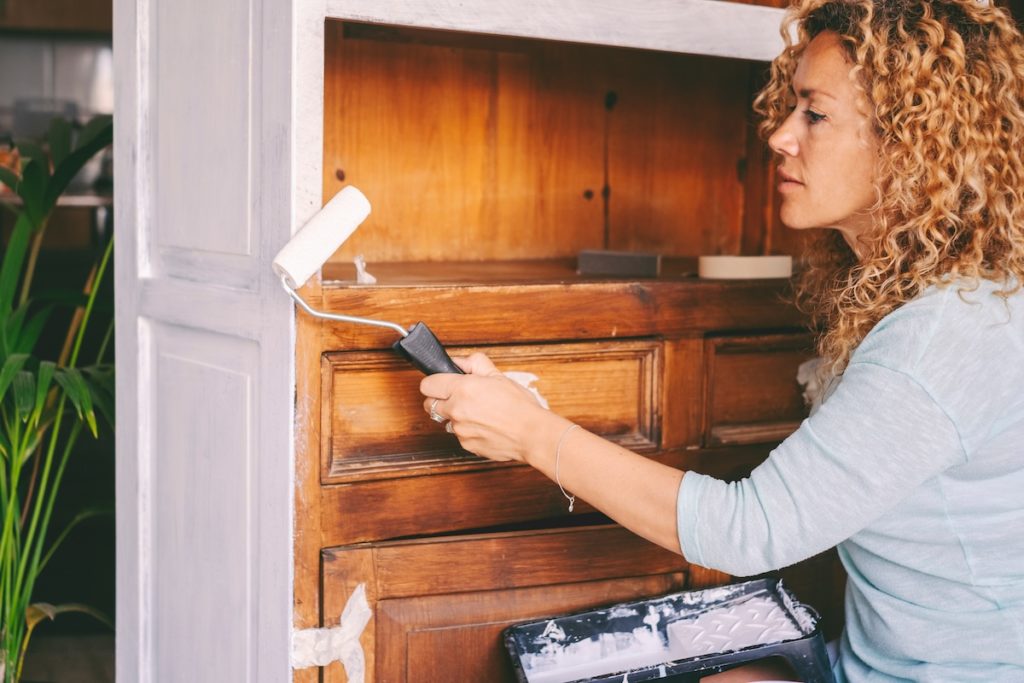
[114,0,300,679]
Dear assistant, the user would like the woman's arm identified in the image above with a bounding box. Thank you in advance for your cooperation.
[420,352,686,555]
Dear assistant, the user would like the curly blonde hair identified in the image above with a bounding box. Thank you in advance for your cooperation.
[755,0,1024,376]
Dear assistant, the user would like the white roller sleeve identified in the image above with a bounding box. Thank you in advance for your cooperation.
[272,186,372,288]
[697,255,792,279]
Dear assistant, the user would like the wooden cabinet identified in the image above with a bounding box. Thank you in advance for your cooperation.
[293,5,844,681]
[299,271,831,679]
[114,0,854,679]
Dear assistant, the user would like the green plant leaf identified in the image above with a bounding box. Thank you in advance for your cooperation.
[13,369,35,417]
[12,305,52,355]
[0,164,19,191]
[21,601,114,669]
[35,360,56,415]
[4,302,29,351]
[44,118,112,211]
[55,367,98,436]
[82,366,115,428]
[13,140,46,166]
[20,428,42,465]
[77,115,113,150]
[18,156,48,225]
[0,213,33,319]
[26,602,113,630]
[81,364,113,382]
[54,367,87,415]
[0,353,30,402]
[47,118,72,168]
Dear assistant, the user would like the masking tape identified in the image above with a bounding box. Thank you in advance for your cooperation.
[697,255,792,279]
[291,583,372,679]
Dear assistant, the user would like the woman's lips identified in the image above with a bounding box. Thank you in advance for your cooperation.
[777,168,803,192]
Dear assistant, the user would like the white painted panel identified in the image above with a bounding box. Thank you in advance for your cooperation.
[153,0,253,260]
[324,0,787,62]
[139,278,263,340]
[118,0,294,680]
[149,323,257,682]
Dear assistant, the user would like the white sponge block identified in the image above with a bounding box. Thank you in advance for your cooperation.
[698,255,792,279]
[272,186,371,288]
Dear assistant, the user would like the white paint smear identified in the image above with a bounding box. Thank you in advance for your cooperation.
[521,593,803,683]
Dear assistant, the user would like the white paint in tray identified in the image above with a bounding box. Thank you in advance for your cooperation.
[519,590,805,683]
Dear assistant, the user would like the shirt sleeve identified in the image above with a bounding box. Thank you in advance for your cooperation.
[676,359,967,576]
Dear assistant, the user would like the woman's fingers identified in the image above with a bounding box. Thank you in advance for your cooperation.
[420,352,501,410]
[424,396,446,423]
[417,351,544,462]
[455,352,501,375]
[420,371,459,405]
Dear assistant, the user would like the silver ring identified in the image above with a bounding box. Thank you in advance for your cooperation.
[445,421,455,434]
[430,399,445,423]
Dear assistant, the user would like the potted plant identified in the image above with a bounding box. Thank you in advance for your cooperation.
[0,115,114,683]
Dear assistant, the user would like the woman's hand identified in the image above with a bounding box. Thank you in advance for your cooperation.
[422,353,685,556]
[420,352,562,463]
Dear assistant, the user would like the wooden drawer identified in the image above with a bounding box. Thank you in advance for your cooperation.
[703,333,814,446]
[321,339,660,484]
[321,524,703,682]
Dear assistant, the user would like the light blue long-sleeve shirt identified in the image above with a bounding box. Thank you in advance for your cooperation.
[677,278,1024,681]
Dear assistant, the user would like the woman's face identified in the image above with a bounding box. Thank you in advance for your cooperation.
[768,31,880,252]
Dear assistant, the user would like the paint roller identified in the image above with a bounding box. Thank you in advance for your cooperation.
[272,186,463,375]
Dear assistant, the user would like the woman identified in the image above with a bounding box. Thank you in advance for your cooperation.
[420,1,1024,680]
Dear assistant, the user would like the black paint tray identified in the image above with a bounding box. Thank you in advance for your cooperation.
[503,577,834,683]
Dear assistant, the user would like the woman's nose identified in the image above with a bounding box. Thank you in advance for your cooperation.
[768,115,799,158]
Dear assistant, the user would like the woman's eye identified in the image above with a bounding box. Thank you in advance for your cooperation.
[804,109,826,124]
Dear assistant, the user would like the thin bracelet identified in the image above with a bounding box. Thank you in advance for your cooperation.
[554,423,582,512]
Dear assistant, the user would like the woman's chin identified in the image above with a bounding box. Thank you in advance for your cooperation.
[778,214,816,231]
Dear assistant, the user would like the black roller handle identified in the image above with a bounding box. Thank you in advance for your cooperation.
[393,322,464,375]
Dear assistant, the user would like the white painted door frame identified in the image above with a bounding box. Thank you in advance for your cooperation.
[114,0,307,679]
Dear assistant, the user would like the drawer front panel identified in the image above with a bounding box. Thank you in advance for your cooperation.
[704,333,814,446]
[321,525,691,682]
[322,339,661,483]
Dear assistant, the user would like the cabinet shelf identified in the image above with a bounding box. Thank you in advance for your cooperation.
[322,256,700,286]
